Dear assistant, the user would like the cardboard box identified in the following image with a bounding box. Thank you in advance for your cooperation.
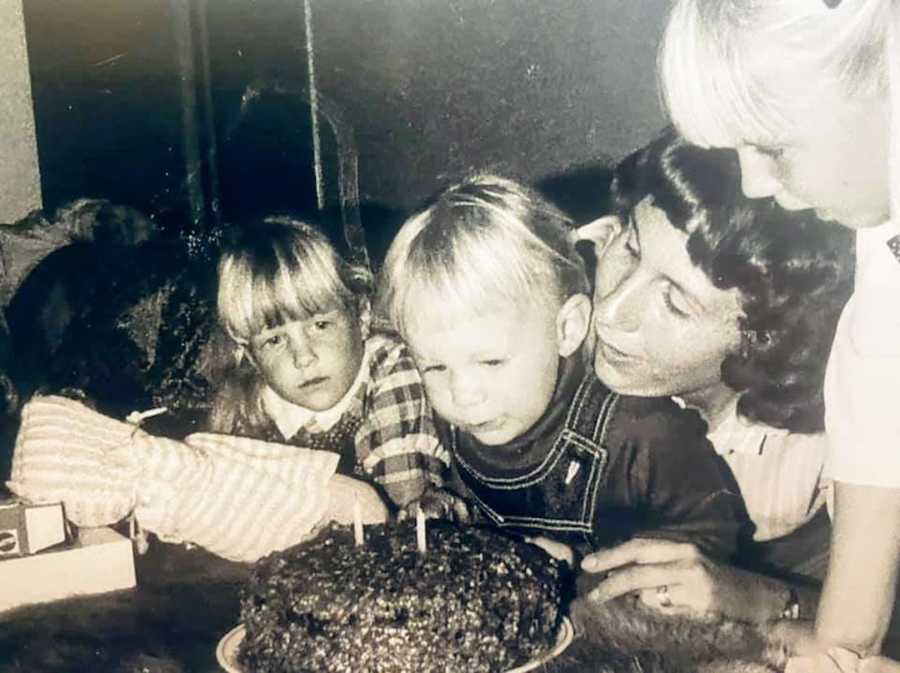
[0,500,67,557]
[0,526,136,612]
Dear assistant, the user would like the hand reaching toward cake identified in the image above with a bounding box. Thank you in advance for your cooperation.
[325,473,389,526]
[400,487,471,523]
[7,395,386,562]
[527,536,575,566]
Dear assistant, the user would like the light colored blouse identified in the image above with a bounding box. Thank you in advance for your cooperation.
[825,220,900,488]
[706,410,830,542]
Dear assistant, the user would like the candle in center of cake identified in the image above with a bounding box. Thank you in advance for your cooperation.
[352,493,364,546]
[416,504,427,554]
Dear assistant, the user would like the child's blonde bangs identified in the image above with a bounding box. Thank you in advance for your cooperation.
[389,216,556,338]
[218,239,350,343]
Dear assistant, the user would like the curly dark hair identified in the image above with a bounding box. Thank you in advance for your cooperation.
[610,128,854,433]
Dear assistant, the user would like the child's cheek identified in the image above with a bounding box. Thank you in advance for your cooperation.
[423,380,452,418]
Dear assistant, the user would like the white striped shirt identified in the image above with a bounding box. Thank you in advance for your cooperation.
[707,411,830,542]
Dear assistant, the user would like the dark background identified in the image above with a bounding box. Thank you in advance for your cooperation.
[21,0,669,259]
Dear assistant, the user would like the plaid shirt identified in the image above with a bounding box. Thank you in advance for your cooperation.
[251,332,448,508]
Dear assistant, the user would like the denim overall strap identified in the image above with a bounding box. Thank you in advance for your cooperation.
[454,373,616,538]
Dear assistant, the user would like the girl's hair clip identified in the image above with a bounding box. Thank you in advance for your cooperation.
[822,0,841,7]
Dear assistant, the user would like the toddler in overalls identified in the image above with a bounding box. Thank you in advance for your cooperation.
[378,174,746,559]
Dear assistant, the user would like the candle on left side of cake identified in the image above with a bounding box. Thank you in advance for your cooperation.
[353,493,364,546]
[416,504,427,554]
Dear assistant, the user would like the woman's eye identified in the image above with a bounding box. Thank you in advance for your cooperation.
[481,359,505,367]
[663,286,690,318]
[312,320,331,331]
[422,364,446,374]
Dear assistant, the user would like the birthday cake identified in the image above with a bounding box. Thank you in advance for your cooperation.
[237,519,565,673]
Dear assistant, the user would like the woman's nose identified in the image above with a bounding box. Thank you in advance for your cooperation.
[594,270,643,332]
[736,147,782,199]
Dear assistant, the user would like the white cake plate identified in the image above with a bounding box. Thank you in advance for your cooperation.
[217,616,574,673]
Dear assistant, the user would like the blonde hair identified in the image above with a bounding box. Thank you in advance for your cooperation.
[661,0,888,146]
[377,174,588,338]
[217,216,372,345]
[208,217,372,434]
[660,0,898,217]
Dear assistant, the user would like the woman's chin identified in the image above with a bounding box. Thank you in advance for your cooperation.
[593,361,652,396]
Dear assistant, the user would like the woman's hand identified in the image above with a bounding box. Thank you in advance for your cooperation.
[581,537,790,623]
[786,649,900,673]
[527,536,575,566]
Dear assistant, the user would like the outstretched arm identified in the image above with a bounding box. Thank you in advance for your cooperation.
[581,537,819,623]
[816,481,900,654]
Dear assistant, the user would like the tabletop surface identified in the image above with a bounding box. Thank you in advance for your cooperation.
[0,533,790,673]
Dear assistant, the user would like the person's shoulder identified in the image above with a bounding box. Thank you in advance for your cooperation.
[612,394,707,432]
[365,331,422,386]
[606,394,710,452]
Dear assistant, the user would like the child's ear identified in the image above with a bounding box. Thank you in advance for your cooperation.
[556,294,592,357]
[572,215,622,257]
[237,344,260,372]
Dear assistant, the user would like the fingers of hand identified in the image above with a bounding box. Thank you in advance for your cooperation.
[860,656,900,673]
[450,496,471,523]
[637,586,695,614]
[586,561,688,603]
[328,475,389,524]
[418,491,449,519]
[527,536,575,565]
[582,538,701,574]
[786,652,859,673]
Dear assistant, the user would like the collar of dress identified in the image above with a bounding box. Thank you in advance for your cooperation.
[671,395,787,456]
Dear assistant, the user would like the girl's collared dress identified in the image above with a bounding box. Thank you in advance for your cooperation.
[245,332,449,508]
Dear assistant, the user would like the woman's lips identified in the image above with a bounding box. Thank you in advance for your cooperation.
[299,376,327,389]
[595,332,636,364]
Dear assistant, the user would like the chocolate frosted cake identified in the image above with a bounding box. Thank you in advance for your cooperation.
[238,520,564,673]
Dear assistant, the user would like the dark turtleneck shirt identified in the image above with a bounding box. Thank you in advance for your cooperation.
[436,349,747,559]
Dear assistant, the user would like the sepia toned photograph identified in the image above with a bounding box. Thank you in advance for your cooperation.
[1,1,898,671]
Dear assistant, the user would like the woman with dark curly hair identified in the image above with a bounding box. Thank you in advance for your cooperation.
[577,129,854,624]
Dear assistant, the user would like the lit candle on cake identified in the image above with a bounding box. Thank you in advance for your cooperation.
[353,493,364,546]
[416,504,427,554]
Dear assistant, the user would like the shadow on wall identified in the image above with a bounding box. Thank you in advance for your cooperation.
[537,161,616,226]
[358,159,616,274]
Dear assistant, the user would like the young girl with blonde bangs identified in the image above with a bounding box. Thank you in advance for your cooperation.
[655,0,900,669]
[209,216,447,510]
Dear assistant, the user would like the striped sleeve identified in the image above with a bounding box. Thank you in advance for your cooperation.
[356,334,449,507]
